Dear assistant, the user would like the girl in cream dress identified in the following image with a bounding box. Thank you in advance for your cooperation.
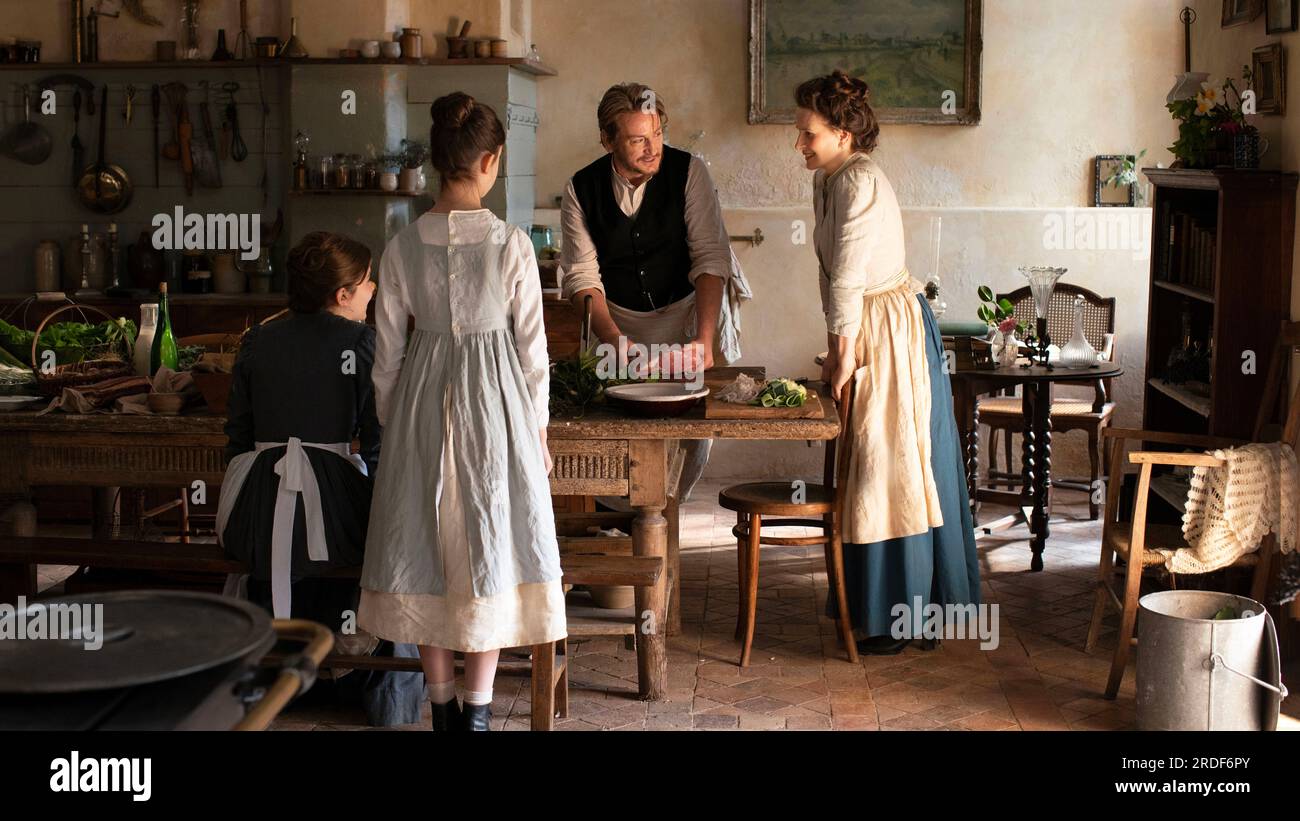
[795,71,980,654]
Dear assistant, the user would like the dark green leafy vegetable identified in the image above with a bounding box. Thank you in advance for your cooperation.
[755,377,807,408]
[550,346,606,418]
[0,316,136,367]
[177,344,206,372]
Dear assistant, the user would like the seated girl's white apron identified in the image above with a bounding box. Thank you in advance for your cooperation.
[217,437,367,618]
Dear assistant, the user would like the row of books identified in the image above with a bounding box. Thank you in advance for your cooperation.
[1158,206,1217,293]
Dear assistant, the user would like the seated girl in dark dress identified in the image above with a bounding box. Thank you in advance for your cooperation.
[217,231,421,726]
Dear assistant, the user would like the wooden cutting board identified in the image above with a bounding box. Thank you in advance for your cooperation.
[703,367,824,419]
[704,391,824,419]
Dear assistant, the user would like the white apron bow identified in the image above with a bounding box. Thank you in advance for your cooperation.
[217,438,364,618]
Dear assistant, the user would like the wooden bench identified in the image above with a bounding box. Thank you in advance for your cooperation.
[0,535,661,731]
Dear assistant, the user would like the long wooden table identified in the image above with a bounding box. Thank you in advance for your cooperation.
[0,375,839,702]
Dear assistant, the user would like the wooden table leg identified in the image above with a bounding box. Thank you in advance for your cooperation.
[0,497,38,604]
[1023,380,1053,571]
[91,486,120,541]
[666,491,681,637]
[951,380,980,521]
[628,439,668,701]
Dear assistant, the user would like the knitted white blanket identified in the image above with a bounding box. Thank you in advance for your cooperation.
[1162,442,1299,574]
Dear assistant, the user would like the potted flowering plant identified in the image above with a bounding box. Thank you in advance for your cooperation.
[977,285,1032,367]
[1167,69,1251,169]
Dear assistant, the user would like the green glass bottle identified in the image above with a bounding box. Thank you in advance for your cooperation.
[150,282,179,375]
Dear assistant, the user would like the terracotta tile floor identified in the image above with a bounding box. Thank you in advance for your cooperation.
[269,479,1300,731]
[34,479,1300,731]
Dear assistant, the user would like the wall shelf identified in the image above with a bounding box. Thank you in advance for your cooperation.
[1152,279,1214,304]
[290,189,424,198]
[1147,378,1211,418]
[0,57,557,75]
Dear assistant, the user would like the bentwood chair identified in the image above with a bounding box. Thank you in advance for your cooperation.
[1086,321,1299,699]
[717,379,858,667]
[982,284,1118,519]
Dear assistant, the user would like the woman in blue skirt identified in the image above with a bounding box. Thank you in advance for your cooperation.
[794,71,980,654]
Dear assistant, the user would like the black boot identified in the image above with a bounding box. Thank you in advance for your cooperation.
[430,698,462,731]
[855,635,911,655]
[462,702,492,731]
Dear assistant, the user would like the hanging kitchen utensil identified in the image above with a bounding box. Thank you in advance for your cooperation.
[0,85,54,165]
[195,81,222,187]
[35,74,95,114]
[221,82,247,162]
[70,87,84,187]
[255,63,269,203]
[178,105,194,195]
[160,82,192,194]
[234,0,253,60]
[77,85,133,214]
[150,84,160,187]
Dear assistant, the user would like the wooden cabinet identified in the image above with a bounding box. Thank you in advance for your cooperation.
[1143,168,1298,442]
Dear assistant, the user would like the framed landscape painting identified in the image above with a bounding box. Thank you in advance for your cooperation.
[748,0,983,125]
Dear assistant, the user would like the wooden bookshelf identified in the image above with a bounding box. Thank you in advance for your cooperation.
[1143,168,1298,441]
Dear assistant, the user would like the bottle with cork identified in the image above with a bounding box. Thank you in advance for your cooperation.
[150,282,179,375]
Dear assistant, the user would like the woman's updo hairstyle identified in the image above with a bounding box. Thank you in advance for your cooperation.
[429,92,506,184]
[286,231,372,314]
[794,69,880,154]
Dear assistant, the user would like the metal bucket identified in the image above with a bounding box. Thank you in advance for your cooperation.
[1136,590,1287,731]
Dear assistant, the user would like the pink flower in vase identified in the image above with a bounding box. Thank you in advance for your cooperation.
[998,318,1017,334]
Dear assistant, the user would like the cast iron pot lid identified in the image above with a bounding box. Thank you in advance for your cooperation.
[0,590,274,694]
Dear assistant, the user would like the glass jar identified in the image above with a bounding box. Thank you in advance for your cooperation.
[182,250,212,294]
[35,239,61,292]
[333,153,351,189]
[352,158,370,189]
[316,154,333,189]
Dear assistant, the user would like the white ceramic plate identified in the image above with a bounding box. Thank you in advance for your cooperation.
[603,382,710,417]
[0,395,46,412]
[603,383,709,402]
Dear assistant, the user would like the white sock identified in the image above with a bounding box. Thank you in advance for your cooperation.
[425,679,456,704]
[464,688,493,706]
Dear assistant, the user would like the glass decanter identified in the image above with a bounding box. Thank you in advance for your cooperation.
[1059,294,1098,369]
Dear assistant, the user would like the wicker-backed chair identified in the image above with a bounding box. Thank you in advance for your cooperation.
[982,284,1117,519]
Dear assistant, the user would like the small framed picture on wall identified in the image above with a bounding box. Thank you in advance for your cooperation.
[1266,0,1298,33]
[1252,43,1287,115]
[1223,0,1264,27]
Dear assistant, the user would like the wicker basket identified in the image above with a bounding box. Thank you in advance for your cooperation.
[30,304,134,397]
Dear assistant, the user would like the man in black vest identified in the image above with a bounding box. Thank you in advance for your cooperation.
[560,82,732,502]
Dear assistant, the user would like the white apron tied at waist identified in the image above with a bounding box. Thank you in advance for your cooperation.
[216,438,366,618]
